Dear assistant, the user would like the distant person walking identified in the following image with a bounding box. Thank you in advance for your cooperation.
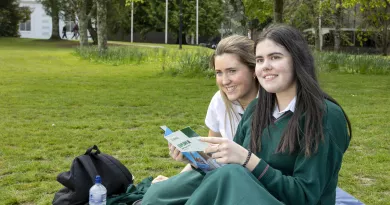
[71,23,79,40]
[62,25,67,39]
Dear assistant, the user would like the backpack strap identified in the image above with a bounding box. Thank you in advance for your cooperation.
[85,145,101,155]
[79,155,99,183]
[78,145,100,183]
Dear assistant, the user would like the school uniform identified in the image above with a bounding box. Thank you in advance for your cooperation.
[142,98,350,205]
[205,91,244,140]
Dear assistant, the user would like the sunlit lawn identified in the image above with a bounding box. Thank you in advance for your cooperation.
[0,38,389,205]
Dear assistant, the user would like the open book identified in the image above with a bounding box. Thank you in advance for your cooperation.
[161,125,224,173]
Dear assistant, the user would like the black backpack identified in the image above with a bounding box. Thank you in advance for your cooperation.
[53,145,133,205]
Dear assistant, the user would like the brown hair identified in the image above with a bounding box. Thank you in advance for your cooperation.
[209,35,258,138]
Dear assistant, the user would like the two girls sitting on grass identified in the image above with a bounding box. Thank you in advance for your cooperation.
[146,24,353,205]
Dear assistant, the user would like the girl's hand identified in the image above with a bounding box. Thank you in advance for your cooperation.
[200,137,248,165]
[152,175,169,184]
[168,143,189,163]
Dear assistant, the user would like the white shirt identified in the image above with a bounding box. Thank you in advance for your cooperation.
[205,91,244,140]
[205,91,294,139]
[272,96,296,119]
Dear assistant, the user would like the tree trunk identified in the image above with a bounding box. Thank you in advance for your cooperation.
[77,1,89,47]
[119,0,126,41]
[88,18,97,44]
[315,27,321,51]
[334,0,342,52]
[382,24,389,56]
[382,4,389,56]
[96,0,108,54]
[50,5,61,40]
[273,0,284,23]
[307,0,320,51]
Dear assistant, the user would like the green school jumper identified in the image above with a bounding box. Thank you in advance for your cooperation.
[142,99,350,205]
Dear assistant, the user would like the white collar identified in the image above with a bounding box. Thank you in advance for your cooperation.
[231,92,259,115]
[232,101,245,115]
[273,96,296,119]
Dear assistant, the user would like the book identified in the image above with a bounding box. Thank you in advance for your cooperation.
[160,125,224,173]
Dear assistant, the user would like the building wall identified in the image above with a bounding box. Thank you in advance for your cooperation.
[19,0,70,39]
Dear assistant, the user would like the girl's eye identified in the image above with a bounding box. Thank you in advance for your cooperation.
[256,59,264,63]
[215,71,222,76]
[271,56,280,60]
[228,70,236,74]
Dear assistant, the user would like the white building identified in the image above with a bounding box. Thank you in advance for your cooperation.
[19,0,75,39]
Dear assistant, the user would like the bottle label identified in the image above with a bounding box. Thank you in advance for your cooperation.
[89,193,107,204]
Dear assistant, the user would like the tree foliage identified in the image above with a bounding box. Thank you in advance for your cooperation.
[123,0,224,42]
[0,0,31,37]
[348,0,390,55]
[245,0,273,23]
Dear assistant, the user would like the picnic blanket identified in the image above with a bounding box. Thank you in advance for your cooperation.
[336,188,365,205]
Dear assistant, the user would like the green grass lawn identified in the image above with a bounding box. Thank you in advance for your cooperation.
[0,38,389,205]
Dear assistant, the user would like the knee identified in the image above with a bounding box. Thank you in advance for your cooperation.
[141,183,165,205]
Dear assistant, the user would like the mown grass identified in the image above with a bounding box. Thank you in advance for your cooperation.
[0,38,389,205]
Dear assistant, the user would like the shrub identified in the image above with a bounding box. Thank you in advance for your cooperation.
[74,46,160,65]
[314,51,390,75]
[164,49,215,78]
[74,45,215,78]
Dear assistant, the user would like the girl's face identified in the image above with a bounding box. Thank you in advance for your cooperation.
[255,39,296,98]
[214,53,257,104]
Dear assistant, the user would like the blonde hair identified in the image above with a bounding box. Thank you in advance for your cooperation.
[209,35,257,138]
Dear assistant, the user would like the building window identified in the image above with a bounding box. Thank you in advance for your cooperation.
[19,20,31,31]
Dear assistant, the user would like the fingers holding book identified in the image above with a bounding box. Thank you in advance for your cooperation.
[168,143,189,163]
[200,137,248,165]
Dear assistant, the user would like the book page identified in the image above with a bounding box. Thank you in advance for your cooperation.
[164,131,207,152]
[162,126,224,172]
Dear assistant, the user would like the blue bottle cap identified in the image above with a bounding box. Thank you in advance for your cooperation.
[95,175,101,183]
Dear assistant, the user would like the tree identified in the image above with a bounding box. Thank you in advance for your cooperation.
[106,0,129,41]
[127,0,223,43]
[220,1,247,37]
[96,0,107,53]
[333,0,343,52]
[68,0,96,47]
[285,0,325,51]
[183,0,224,41]
[38,0,63,40]
[0,0,31,37]
[129,0,163,41]
[284,0,312,31]
[88,18,98,44]
[344,0,390,55]
[274,0,284,23]
[320,0,345,52]
[86,0,97,44]
[226,0,272,40]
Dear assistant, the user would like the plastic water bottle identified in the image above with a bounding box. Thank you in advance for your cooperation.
[89,175,107,205]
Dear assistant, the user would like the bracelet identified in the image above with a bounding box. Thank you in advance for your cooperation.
[242,150,252,167]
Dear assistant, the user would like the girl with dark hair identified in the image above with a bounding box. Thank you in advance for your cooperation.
[142,24,352,205]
